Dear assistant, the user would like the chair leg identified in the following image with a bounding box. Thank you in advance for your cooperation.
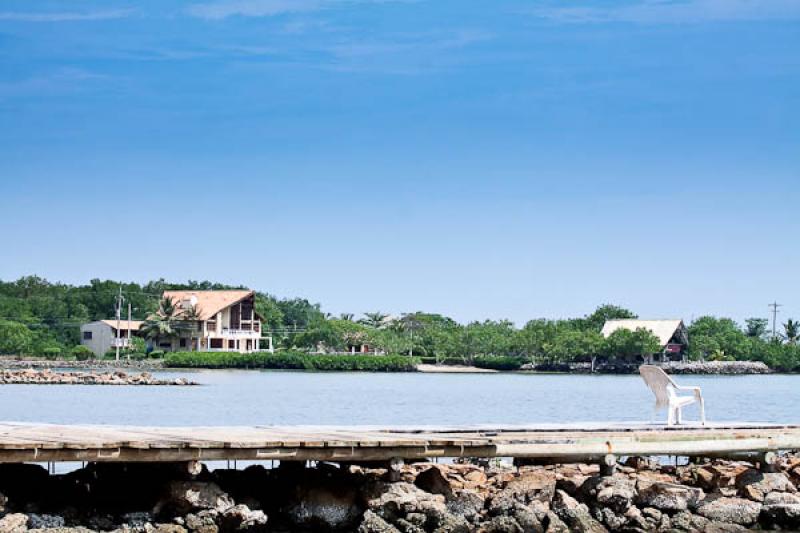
[676,407,683,425]
[700,397,706,426]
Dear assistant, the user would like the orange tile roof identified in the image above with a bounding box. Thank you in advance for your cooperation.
[162,290,254,321]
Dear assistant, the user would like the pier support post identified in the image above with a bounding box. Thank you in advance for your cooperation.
[600,454,617,477]
[759,451,779,473]
[386,457,404,482]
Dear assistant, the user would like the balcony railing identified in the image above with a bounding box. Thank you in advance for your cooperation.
[218,328,260,338]
[110,338,132,348]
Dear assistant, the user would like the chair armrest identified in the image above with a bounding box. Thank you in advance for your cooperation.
[675,385,703,401]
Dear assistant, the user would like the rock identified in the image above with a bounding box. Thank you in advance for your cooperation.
[542,512,569,533]
[696,495,761,526]
[285,480,361,530]
[155,482,233,517]
[550,490,606,533]
[415,467,455,500]
[152,525,189,533]
[759,491,800,529]
[0,491,6,513]
[735,469,796,502]
[635,481,705,511]
[26,514,65,529]
[592,507,625,530]
[446,490,485,523]
[366,482,448,519]
[218,504,267,531]
[579,475,636,513]
[489,471,555,515]
[480,516,524,533]
[184,509,219,532]
[0,513,29,533]
[359,510,402,533]
[703,523,749,532]
[510,504,544,533]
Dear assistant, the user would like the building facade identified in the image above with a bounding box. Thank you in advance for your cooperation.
[157,290,269,353]
[600,319,689,361]
[80,320,143,357]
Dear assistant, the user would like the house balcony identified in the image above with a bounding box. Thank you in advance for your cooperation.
[217,328,261,339]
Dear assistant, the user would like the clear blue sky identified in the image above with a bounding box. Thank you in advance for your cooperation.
[1,0,798,325]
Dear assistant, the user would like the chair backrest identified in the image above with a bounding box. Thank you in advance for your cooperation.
[639,365,677,408]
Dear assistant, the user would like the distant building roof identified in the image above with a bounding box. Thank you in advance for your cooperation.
[162,290,255,321]
[99,319,143,331]
[600,319,686,347]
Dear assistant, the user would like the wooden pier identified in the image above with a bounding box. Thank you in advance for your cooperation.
[1,422,799,465]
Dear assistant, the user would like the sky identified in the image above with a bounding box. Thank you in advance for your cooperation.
[0,0,798,325]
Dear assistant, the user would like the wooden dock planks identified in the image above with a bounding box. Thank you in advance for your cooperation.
[0,422,798,463]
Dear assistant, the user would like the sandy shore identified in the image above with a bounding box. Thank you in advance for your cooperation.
[416,364,498,373]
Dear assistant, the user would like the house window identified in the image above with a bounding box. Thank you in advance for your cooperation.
[83,331,92,340]
[229,340,236,349]
[179,338,187,348]
[210,338,223,349]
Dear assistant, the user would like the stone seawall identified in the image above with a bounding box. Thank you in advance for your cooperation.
[0,358,163,371]
[528,361,772,375]
[1,455,800,532]
[0,369,195,386]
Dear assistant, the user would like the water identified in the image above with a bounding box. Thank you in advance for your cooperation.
[0,371,797,426]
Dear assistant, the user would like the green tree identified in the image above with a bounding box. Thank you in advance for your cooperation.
[0,320,33,354]
[583,304,637,331]
[745,318,769,338]
[784,319,799,345]
[603,327,661,361]
[360,312,389,329]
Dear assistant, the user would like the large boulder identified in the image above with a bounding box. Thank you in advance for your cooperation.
[154,481,234,517]
[415,466,455,500]
[446,490,485,523]
[635,481,705,512]
[551,490,607,533]
[285,482,361,531]
[358,510,401,533]
[579,475,636,514]
[218,504,268,532]
[0,513,28,533]
[489,471,555,516]
[759,491,800,529]
[696,495,761,526]
[735,469,796,502]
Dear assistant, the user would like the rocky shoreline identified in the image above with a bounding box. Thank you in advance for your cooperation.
[1,455,800,532]
[525,361,773,375]
[0,369,195,386]
[0,358,163,371]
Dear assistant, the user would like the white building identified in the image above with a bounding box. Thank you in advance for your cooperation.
[80,320,143,357]
[157,290,270,353]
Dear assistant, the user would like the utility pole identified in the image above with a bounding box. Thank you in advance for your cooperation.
[127,302,132,361]
[115,287,123,361]
[769,301,783,340]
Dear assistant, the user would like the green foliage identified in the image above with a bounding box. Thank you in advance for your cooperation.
[163,351,420,371]
[41,346,62,360]
[148,350,165,359]
[745,318,769,338]
[0,320,34,354]
[70,345,95,361]
[473,355,525,371]
[602,328,661,360]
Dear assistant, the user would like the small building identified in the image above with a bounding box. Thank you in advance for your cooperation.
[601,319,689,362]
[157,290,270,353]
[80,320,143,357]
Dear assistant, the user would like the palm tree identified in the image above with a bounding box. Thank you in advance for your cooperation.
[360,312,388,329]
[784,319,799,345]
[339,313,354,322]
[178,304,202,351]
[140,296,179,350]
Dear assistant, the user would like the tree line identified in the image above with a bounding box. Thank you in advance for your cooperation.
[0,276,798,369]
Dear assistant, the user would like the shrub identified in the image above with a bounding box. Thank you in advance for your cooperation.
[148,350,165,359]
[41,346,62,360]
[474,355,525,371]
[70,345,95,361]
[164,351,420,372]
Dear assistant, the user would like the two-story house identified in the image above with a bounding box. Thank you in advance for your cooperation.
[161,290,267,353]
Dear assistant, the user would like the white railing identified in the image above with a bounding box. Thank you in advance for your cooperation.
[220,328,260,338]
[111,338,132,348]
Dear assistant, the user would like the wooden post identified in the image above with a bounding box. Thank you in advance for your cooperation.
[600,453,617,476]
[386,457,403,482]
[759,451,779,473]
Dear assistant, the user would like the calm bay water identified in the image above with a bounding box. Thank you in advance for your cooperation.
[0,371,798,426]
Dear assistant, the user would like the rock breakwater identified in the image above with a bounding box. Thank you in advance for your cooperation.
[527,360,772,374]
[0,369,195,386]
[1,454,800,531]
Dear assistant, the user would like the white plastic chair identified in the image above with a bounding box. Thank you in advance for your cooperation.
[639,365,706,426]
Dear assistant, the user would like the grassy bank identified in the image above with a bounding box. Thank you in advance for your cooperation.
[163,351,420,372]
